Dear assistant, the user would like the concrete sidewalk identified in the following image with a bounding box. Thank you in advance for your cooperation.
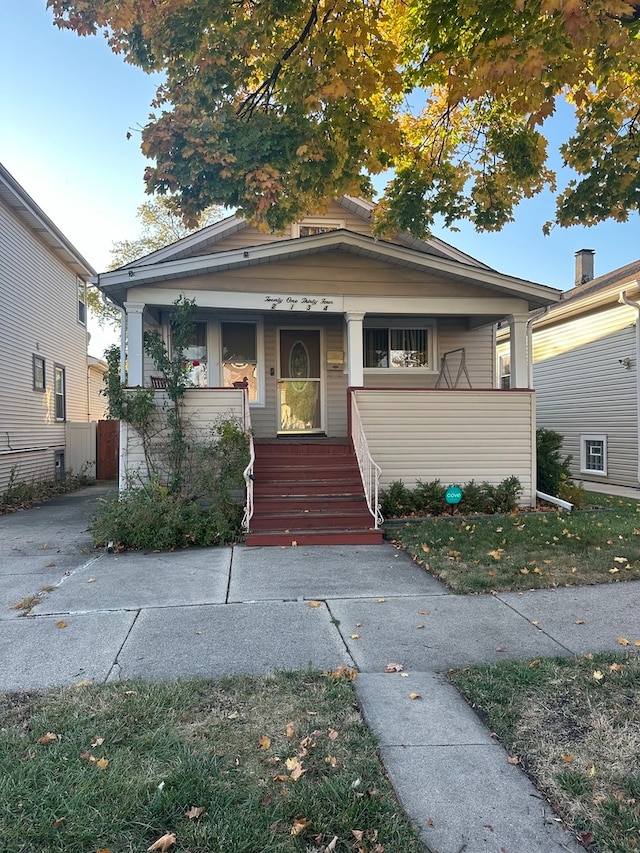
[3,486,637,852]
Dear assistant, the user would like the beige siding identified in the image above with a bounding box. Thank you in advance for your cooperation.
[66,422,96,478]
[0,194,90,491]
[121,389,246,483]
[533,313,638,488]
[354,389,536,505]
[88,365,108,420]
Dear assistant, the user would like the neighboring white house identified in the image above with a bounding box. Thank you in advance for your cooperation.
[95,197,561,530]
[498,250,640,490]
[0,162,100,491]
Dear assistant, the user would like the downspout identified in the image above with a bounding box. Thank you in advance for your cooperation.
[619,290,640,487]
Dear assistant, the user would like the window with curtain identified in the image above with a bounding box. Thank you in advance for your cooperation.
[364,328,430,369]
[221,321,258,401]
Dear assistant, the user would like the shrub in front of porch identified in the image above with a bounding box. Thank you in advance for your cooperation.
[380,476,522,519]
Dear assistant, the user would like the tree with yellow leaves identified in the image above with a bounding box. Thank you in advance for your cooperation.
[48,0,640,236]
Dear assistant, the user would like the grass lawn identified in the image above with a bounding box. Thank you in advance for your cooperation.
[0,672,421,853]
[389,491,640,593]
[450,652,640,853]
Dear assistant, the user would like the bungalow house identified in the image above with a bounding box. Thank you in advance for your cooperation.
[500,250,640,491]
[94,197,561,544]
[0,162,100,492]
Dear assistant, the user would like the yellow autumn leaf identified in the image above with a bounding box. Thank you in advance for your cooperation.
[613,556,627,563]
[185,806,205,819]
[561,754,574,763]
[290,817,309,836]
[593,670,604,680]
[350,633,360,640]
[38,732,60,745]
[95,757,109,771]
[409,692,421,700]
[56,621,67,629]
[307,600,322,608]
[377,597,386,603]
[617,636,630,646]
[488,549,503,560]
[258,735,272,750]
[421,543,430,552]
[147,832,176,852]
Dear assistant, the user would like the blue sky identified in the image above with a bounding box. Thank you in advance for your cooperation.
[1,2,639,353]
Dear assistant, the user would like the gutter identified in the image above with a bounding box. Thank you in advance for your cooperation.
[536,490,573,512]
[619,290,640,486]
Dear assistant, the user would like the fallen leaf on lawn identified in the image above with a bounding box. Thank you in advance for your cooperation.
[588,764,596,776]
[96,849,112,853]
[73,679,93,687]
[561,754,575,763]
[488,549,503,560]
[519,568,529,575]
[352,830,364,842]
[185,806,204,819]
[487,570,495,577]
[617,636,630,646]
[532,567,542,574]
[91,737,104,748]
[593,670,604,681]
[609,568,619,574]
[421,543,430,552]
[285,723,295,740]
[95,757,109,771]
[614,556,627,563]
[610,663,623,672]
[328,728,338,741]
[326,836,338,851]
[56,621,67,629]
[507,755,520,765]
[290,817,309,836]
[325,754,338,767]
[258,735,272,750]
[52,817,65,827]
[147,833,176,851]
[495,526,503,532]
[580,832,594,845]
[39,732,60,745]
[409,692,421,700]
[307,601,322,608]
[385,662,404,672]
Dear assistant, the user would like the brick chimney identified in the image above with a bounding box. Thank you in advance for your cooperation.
[575,249,595,286]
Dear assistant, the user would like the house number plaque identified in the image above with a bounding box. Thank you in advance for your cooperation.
[263,295,337,312]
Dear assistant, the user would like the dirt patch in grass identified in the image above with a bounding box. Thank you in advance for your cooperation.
[450,651,640,851]
[0,673,421,852]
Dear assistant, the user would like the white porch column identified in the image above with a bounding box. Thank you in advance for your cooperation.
[346,312,365,386]
[509,313,530,389]
[124,302,145,387]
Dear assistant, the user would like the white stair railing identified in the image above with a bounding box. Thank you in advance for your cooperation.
[350,392,383,527]
[241,388,255,531]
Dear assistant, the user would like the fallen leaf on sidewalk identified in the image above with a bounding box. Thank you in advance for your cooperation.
[385,662,404,672]
[56,621,67,629]
[409,692,421,700]
[507,755,520,765]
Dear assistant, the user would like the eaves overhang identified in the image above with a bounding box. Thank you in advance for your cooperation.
[0,163,96,279]
[95,229,561,311]
[534,279,640,329]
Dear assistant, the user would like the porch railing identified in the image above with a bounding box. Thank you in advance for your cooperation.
[241,387,255,531]
[349,391,383,527]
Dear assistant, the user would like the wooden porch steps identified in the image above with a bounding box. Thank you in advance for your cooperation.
[244,440,382,547]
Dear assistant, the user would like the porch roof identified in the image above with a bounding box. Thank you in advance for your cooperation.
[95,228,561,313]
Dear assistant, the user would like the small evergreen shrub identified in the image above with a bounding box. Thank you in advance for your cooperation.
[380,476,523,519]
[380,480,415,518]
[413,478,446,514]
[537,427,573,495]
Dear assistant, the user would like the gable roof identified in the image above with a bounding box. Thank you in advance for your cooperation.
[97,226,561,311]
[0,162,96,278]
[533,257,640,328]
[114,195,495,271]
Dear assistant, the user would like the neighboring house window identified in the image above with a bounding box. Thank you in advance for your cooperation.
[77,278,86,325]
[364,327,432,369]
[221,321,259,401]
[580,435,607,475]
[499,354,511,389]
[292,218,345,237]
[33,355,45,391]
[54,365,66,421]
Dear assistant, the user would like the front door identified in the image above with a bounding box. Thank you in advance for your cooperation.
[277,329,323,434]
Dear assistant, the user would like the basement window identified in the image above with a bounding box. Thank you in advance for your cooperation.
[580,435,607,475]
